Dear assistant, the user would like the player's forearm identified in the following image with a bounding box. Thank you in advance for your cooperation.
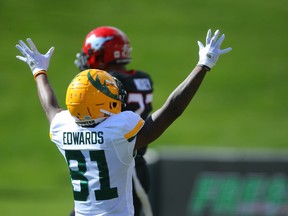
[35,73,61,123]
[165,66,208,118]
[135,66,208,149]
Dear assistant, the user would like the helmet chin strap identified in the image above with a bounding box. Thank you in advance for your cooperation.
[75,117,106,127]
[100,109,115,117]
[75,108,115,127]
[75,109,115,127]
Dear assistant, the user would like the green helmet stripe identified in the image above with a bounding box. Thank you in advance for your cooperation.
[88,71,118,100]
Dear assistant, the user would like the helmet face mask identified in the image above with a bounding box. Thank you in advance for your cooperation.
[66,69,126,126]
[78,26,132,70]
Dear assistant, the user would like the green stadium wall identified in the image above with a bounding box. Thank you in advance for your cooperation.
[146,147,288,216]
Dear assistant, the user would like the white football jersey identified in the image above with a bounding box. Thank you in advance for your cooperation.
[50,110,144,216]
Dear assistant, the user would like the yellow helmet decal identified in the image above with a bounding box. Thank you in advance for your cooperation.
[87,71,119,100]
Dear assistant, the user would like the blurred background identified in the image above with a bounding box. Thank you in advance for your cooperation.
[1,0,288,215]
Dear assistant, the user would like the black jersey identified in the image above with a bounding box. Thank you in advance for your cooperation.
[108,69,153,120]
[108,69,153,157]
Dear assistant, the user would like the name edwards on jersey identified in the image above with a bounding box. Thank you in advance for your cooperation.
[63,131,104,145]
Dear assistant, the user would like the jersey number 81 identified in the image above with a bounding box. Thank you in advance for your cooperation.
[65,150,118,201]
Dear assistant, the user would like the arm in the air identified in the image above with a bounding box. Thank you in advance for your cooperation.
[135,66,208,149]
[35,73,62,124]
[134,29,232,150]
[15,38,62,124]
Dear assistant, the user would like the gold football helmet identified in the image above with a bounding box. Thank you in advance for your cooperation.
[66,69,126,126]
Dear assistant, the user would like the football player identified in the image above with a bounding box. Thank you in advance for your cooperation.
[16,29,231,216]
[74,26,153,216]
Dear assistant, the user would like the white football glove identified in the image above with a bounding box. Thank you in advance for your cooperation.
[197,29,232,70]
[16,38,55,76]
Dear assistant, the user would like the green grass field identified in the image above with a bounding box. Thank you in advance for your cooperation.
[1,0,288,215]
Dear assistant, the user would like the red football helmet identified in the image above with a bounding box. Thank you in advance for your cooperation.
[76,26,132,70]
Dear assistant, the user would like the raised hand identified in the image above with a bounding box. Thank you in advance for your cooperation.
[16,38,54,77]
[197,29,232,70]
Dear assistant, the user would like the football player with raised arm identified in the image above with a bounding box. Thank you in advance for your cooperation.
[74,26,153,216]
[16,29,231,216]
